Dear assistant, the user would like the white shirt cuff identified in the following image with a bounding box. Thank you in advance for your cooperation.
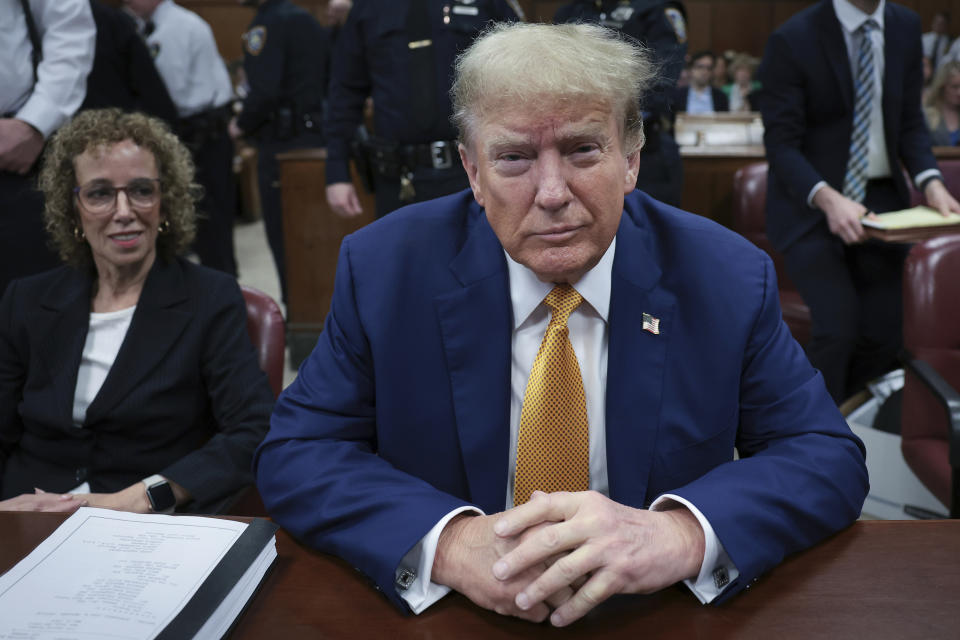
[396,505,484,614]
[914,169,943,191]
[651,494,739,604]
[807,180,828,208]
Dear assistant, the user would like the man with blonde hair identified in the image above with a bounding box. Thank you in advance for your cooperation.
[256,22,867,625]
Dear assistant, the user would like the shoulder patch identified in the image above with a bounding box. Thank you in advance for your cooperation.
[243,25,267,56]
[664,7,686,44]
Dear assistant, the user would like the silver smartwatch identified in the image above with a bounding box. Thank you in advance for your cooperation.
[142,474,176,514]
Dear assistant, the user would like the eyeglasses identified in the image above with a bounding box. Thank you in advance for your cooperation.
[73,178,161,215]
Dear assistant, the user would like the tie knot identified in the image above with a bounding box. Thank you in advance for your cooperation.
[544,284,583,326]
[859,19,878,35]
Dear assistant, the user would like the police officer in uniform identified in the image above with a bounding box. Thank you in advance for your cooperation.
[325,0,523,220]
[230,0,331,305]
[0,0,96,296]
[82,0,178,125]
[555,0,688,206]
[125,0,239,277]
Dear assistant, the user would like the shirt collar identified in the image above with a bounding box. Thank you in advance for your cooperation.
[833,0,885,34]
[506,236,615,330]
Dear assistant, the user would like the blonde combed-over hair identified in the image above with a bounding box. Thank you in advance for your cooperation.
[451,22,656,155]
[38,108,199,268]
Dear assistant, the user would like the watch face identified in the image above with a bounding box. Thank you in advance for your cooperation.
[147,481,177,512]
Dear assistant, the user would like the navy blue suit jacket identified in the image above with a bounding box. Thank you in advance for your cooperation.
[255,189,868,610]
[758,0,937,251]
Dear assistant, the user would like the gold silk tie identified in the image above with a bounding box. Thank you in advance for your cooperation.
[514,284,590,506]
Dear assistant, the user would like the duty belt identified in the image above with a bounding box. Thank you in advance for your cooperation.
[399,140,457,170]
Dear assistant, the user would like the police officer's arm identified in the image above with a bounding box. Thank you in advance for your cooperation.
[635,4,687,122]
[0,0,95,174]
[237,13,283,136]
[324,4,374,217]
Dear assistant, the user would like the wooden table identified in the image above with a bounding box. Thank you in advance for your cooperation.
[2,514,958,639]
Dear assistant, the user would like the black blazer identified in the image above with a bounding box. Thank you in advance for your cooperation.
[0,258,273,512]
[671,85,730,113]
[758,0,937,252]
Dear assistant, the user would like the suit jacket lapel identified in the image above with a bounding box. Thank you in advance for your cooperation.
[84,259,192,424]
[27,269,93,427]
[818,0,854,111]
[435,207,512,514]
[605,210,676,509]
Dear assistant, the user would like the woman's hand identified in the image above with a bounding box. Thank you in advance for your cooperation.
[75,478,191,514]
[0,490,87,512]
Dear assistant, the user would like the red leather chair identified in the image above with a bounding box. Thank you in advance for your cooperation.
[901,235,960,517]
[731,162,812,345]
[224,286,283,517]
[241,285,285,398]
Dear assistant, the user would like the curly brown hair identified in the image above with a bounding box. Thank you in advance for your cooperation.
[38,109,199,268]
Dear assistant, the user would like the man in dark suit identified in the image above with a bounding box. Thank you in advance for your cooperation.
[759,0,960,403]
[256,22,867,626]
[672,50,729,114]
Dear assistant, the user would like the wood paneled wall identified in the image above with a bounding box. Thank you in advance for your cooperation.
[183,0,960,67]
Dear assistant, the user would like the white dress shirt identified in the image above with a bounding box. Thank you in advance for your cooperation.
[0,0,95,138]
[72,306,136,426]
[685,87,716,114]
[397,238,738,613]
[142,0,232,117]
[922,31,951,69]
[808,0,939,205]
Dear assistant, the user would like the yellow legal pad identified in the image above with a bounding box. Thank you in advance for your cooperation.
[861,206,960,229]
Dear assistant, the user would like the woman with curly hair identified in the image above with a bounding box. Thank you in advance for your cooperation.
[924,60,960,146]
[0,109,273,514]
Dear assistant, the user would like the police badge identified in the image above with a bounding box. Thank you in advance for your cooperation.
[244,25,267,56]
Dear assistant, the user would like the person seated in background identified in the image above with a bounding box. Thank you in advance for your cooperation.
[924,61,960,146]
[0,109,273,514]
[724,54,761,112]
[255,22,867,626]
[673,50,729,114]
[712,51,730,90]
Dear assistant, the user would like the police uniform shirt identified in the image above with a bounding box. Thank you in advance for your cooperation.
[324,0,522,185]
[143,0,233,117]
[0,0,95,138]
[237,0,330,137]
[554,0,687,121]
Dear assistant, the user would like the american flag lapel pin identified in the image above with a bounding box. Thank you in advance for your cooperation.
[642,312,660,335]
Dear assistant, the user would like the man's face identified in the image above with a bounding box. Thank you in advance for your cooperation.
[689,56,714,89]
[933,14,948,35]
[459,101,639,284]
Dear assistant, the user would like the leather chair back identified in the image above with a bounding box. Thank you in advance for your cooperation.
[241,285,285,398]
[901,235,960,510]
[731,162,811,345]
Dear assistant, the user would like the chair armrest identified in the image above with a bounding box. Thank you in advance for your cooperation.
[902,354,960,518]
[903,357,960,468]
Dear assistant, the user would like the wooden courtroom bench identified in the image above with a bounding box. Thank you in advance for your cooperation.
[277,148,375,366]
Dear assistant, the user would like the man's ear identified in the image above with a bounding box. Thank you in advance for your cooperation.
[458,143,484,207]
[624,149,641,194]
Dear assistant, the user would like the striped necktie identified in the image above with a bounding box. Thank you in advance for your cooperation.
[842,20,878,204]
[514,285,590,506]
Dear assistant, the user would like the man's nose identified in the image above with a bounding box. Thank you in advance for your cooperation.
[534,153,571,211]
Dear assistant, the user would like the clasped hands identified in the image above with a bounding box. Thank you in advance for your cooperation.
[432,490,705,627]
